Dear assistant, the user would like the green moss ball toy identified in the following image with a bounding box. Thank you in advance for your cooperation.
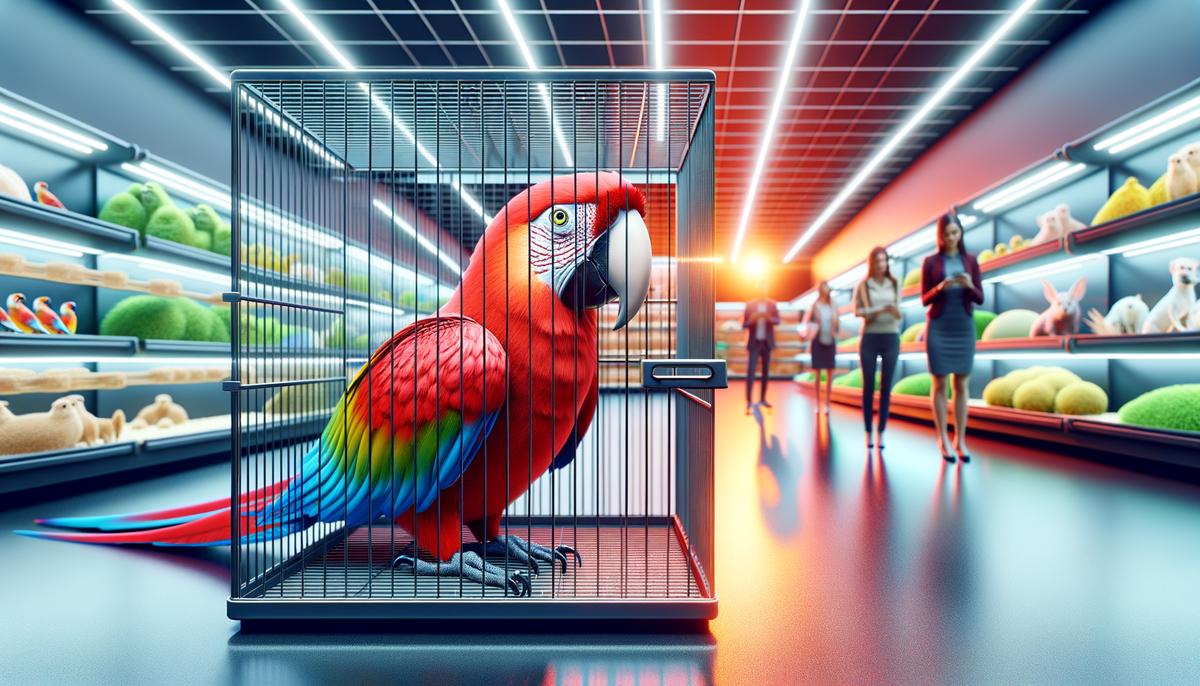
[983,376,1021,407]
[100,295,186,341]
[138,182,173,217]
[973,309,997,339]
[98,192,148,231]
[176,298,215,341]
[981,309,1039,340]
[833,368,881,389]
[212,223,232,256]
[1012,380,1056,412]
[145,206,197,246]
[1054,381,1108,415]
[1118,384,1200,432]
[893,372,949,397]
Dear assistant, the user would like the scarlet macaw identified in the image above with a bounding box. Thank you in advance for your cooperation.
[58,301,78,334]
[34,297,73,335]
[33,181,66,210]
[19,172,652,596]
[6,293,52,334]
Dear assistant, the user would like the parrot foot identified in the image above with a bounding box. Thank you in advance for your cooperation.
[467,535,583,577]
[391,550,532,597]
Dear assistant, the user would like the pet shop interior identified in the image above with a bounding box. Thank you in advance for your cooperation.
[1,1,1199,684]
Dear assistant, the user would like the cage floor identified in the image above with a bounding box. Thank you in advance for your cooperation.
[253,523,708,601]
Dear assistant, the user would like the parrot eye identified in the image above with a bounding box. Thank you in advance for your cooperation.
[551,207,570,228]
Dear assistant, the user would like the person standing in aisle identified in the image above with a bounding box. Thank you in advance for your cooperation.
[743,282,781,413]
[921,211,984,463]
[853,247,901,450]
[801,280,838,414]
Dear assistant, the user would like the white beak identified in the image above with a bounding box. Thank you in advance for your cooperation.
[607,209,652,330]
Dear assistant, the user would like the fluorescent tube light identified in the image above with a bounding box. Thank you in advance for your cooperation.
[0,101,107,153]
[731,0,811,263]
[0,112,94,155]
[495,0,576,167]
[829,262,867,289]
[973,161,1087,214]
[372,199,462,275]
[107,254,227,285]
[835,351,1200,363]
[112,0,230,90]
[240,201,344,250]
[279,0,354,68]
[0,227,103,258]
[783,0,1038,263]
[983,254,1103,286]
[345,245,434,286]
[652,0,667,142]
[1093,94,1200,155]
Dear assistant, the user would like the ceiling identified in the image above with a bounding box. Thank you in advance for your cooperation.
[68,0,1104,264]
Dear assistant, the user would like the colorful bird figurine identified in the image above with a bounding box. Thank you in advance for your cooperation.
[0,307,20,333]
[58,300,78,334]
[33,181,66,210]
[34,297,73,335]
[18,172,654,596]
[6,293,52,334]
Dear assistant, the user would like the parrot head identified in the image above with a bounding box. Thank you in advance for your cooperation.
[34,296,51,309]
[485,172,652,330]
[7,293,26,309]
[61,301,76,313]
[34,181,48,192]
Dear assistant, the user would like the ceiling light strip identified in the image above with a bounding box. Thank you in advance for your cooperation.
[652,0,667,142]
[111,0,230,89]
[730,0,812,263]
[783,0,1038,263]
[974,162,1087,214]
[372,199,462,275]
[496,0,576,167]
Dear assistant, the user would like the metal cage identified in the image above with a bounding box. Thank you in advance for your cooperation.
[226,69,719,622]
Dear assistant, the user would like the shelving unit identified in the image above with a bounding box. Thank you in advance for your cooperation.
[0,87,449,492]
[714,304,805,380]
[790,77,1200,470]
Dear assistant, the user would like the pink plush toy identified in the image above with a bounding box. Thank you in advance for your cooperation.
[1030,277,1087,336]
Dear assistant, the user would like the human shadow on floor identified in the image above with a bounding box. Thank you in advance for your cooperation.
[754,406,799,537]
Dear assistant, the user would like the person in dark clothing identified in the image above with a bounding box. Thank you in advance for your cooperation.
[743,283,781,413]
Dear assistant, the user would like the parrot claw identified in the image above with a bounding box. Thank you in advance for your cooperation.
[391,550,533,597]
[471,535,583,577]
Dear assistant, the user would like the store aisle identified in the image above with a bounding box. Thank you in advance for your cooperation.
[711,383,1200,684]
[1,383,1199,684]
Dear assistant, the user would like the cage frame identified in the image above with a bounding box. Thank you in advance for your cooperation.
[225,68,719,624]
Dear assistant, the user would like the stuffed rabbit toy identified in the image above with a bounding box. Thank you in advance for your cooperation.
[1030,277,1087,336]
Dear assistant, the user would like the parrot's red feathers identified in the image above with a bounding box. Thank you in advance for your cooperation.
[489,171,646,238]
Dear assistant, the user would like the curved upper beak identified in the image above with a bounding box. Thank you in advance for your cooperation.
[554,208,652,330]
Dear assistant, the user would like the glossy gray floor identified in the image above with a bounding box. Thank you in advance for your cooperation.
[2,384,1199,685]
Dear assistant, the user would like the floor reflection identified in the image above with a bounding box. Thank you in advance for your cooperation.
[225,633,715,686]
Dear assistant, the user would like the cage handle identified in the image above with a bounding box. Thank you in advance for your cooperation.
[640,359,728,390]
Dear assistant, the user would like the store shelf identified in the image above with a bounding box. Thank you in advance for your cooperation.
[803,384,1199,470]
[140,339,230,355]
[1070,332,1200,354]
[0,412,325,496]
[1070,193,1200,246]
[0,195,139,249]
[0,332,139,356]
[143,235,232,271]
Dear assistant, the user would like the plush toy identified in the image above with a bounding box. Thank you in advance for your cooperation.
[33,181,66,210]
[33,296,73,335]
[1118,384,1200,432]
[6,293,51,334]
[1030,277,1087,336]
[902,270,921,288]
[1142,257,1198,333]
[1054,381,1108,415]
[1091,177,1151,225]
[900,321,925,344]
[1030,210,1064,247]
[832,368,881,389]
[0,396,85,456]
[145,206,198,246]
[892,372,950,398]
[1180,141,1200,179]
[99,191,148,231]
[212,223,232,256]
[981,309,1040,340]
[138,182,172,217]
[1166,153,1198,202]
[1013,380,1056,412]
[100,295,188,341]
[60,395,126,445]
[130,394,189,430]
[1148,174,1168,206]
[188,204,222,239]
[973,309,997,339]
[978,248,996,264]
[1084,295,1149,335]
[994,242,1009,257]
[1054,204,1086,234]
[1173,300,1200,332]
[982,376,1021,407]
[1041,368,1082,392]
[58,301,78,334]
[0,308,20,333]
[0,163,31,202]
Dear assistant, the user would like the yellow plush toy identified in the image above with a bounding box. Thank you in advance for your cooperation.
[978,248,996,264]
[1091,177,1151,225]
[1148,173,1168,206]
